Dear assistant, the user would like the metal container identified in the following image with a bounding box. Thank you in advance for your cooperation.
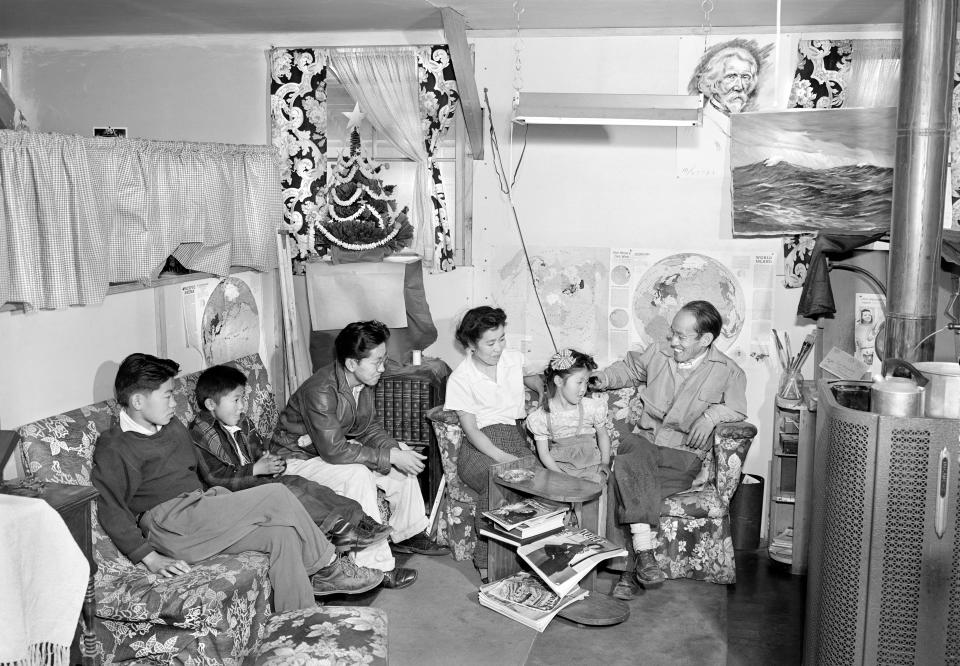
[871,377,926,417]
[912,362,960,419]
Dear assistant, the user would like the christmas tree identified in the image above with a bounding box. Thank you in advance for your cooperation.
[316,118,412,255]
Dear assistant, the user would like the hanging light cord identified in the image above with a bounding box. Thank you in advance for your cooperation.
[506,0,528,186]
[484,87,557,352]
[700,0,714,52]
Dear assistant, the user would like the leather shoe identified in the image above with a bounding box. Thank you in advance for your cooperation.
[612,571,640,601]
[381,566,418,589]
[390,533,450,556]
[634,549,665,589]
[329,519,393,552]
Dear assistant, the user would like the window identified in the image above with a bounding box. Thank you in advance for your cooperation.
[325,80,473,265]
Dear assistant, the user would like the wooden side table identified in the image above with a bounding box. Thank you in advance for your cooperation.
[41,483,99,666]
[487,457,603,586]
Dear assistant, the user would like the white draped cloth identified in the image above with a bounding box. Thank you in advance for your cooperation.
[0,495,89,666]
[329,48,435,263]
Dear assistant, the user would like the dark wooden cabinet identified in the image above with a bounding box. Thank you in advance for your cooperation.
[41,483,99,666]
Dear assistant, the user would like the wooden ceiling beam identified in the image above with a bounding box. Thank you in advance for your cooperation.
[440,6,484,160]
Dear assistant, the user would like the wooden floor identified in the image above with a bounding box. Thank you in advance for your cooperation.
[727,548,807,665]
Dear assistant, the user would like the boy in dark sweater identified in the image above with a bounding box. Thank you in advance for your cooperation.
[91,353,383,612]
[189,364,391,551]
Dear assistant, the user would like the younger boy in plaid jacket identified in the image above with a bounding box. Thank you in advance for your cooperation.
[190,364,391,550]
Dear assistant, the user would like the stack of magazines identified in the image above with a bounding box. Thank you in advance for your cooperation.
[479,499,568,546]
[478,572,588,632]
[478,523,627,629]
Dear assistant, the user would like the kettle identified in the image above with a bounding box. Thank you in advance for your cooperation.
[871,358,928,417]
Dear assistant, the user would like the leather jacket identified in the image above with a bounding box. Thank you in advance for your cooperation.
[271,362,397,474]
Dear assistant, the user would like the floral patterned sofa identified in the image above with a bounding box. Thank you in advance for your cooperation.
[17,354,387,665]
[427,386,756,584]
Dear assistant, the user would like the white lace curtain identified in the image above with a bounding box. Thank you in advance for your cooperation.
[0,131,281,310]
[329,47,435,261]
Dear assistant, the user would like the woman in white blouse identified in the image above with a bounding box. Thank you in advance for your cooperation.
[444,306,542,575]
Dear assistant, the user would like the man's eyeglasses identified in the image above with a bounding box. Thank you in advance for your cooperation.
[667,330,700,343]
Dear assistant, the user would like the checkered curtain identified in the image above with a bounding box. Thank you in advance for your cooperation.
[0,131,281,310]
[90,138,280,282]
[418,45,459,272]
[0,131,106,310]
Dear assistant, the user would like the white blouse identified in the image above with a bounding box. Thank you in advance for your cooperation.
[444,349,526,429]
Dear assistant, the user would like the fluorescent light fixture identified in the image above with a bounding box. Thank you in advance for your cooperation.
[513,92,703,127]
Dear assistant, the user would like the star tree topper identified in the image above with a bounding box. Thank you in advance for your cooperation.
[342,102,365,130]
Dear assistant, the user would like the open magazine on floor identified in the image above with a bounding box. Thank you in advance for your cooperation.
[483,499,568,538]
[478,572,588,632]
[517,528,628,598]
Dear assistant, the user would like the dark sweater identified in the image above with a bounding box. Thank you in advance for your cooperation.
[91,418,203,563]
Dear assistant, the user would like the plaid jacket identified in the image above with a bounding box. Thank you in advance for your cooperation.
[190,411,271,491]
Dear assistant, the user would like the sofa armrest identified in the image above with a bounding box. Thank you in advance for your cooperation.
[713,420,756,506]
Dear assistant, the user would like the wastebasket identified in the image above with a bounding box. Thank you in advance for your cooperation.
[729,474,764,551]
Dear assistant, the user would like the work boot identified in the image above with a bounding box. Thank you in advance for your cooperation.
[311,556,383,596]
[633,549,665,589]
[612,571,640,601]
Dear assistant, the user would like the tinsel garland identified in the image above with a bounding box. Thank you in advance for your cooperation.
[317,221,401,250]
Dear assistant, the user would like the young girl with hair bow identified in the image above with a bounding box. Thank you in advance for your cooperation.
[526,349,611,485]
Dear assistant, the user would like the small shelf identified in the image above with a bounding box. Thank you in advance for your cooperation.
[769,380,815,575]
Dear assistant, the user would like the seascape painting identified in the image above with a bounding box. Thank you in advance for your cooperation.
[730,107,895,237]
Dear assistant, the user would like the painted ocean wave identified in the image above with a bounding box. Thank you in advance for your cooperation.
[732,160,893,236]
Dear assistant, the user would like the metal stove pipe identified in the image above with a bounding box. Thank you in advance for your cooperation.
[884,0,957,362]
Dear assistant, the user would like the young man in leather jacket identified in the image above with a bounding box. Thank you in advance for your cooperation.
[273,320,448,589]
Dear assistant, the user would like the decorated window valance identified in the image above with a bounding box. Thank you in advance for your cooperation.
[270,45,459,272]
[0,130,281,310]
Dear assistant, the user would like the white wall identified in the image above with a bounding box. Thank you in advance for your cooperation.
[6,29,869,527]
[0,269,280,479]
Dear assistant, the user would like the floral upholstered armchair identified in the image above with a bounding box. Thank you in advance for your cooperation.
[603,388,756,584]
[427,387,756,585]
[425,406,480,561]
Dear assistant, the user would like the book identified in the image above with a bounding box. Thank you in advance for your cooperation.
[478,572,588,632]
[482,511,567,541]
[483,499,568,536]
[517,528,628,598]
[401,380,412,441]
[479,518,565,547]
